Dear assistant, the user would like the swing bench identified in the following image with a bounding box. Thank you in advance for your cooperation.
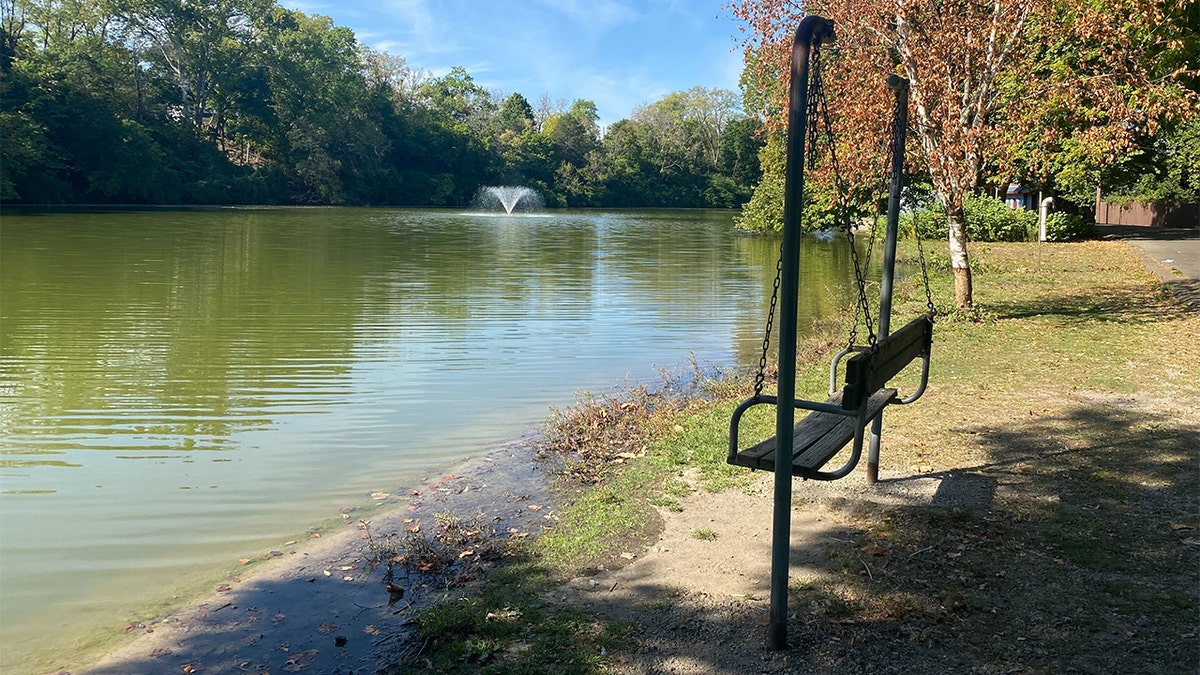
[725,22,936,483]
[743,14,939,651]
[727,312,933,479]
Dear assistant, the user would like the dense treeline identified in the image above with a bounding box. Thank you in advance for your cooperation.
[0,0,763,207]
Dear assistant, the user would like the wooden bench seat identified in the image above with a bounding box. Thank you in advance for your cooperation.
[728,388,896,475]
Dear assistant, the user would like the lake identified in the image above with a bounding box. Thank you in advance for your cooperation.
[0,207,864,669]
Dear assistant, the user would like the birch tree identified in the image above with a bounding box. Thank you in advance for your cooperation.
[731,0,1196,310]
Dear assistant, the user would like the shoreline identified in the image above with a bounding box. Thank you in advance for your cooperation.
[75,440,562,674]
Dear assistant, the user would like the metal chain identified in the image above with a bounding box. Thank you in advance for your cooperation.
[811,48,877,347]
[754,243,784,396]
[901,120,938,319]
[910,193,938,318]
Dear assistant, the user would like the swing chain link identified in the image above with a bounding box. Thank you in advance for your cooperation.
[912,202,938,318]
[754,245,784,397]
[903,125,939,321]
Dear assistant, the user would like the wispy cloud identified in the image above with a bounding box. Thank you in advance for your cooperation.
[277,0,741,123]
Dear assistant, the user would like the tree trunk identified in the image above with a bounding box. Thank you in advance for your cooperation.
[947,203,974,310]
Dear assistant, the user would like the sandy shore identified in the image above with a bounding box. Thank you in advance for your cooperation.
[77,443,559,675]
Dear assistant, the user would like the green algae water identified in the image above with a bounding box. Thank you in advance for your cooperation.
[0,207,863,670]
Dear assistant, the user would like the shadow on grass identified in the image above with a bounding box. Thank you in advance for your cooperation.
[985,285,1191,324]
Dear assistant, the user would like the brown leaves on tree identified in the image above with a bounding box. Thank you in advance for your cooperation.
[729,0,1197,309]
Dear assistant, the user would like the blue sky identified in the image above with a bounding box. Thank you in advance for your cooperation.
[278,0,746,126]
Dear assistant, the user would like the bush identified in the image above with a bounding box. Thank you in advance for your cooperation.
[900,194,1037,242]
[1043,211,1093,242]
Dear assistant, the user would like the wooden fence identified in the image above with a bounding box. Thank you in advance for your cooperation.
[1095,200,1199,228]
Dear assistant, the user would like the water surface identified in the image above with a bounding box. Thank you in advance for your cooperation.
[0,207,863,668]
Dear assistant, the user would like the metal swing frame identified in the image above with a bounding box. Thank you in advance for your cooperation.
[725,16,933,650]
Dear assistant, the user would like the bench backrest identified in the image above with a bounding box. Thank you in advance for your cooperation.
[842,313,933,410]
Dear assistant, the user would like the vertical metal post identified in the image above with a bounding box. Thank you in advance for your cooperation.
[768,15,834,651]
[1038,196,1053,272]
[866,74,909,484]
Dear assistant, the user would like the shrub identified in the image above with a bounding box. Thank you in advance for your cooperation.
[900,194,1037,242]
[1043,211,1093,242]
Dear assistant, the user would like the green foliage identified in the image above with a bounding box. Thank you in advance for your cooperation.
[901,195,1038,243]
[735,134,858,233]
[1043,211,1093,242]
[1,2,758,208]
[734,135,784,231]
[1103,116,1200,205]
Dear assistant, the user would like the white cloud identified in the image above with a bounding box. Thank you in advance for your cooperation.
[276,0,743,123]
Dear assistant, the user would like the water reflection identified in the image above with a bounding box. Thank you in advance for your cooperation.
[0,207,865,670]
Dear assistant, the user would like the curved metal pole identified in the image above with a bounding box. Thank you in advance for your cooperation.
[768,13,834,652]
[828,345,868,396]
[866,73,910,484]
[894,354,931,404]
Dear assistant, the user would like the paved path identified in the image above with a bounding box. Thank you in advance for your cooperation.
[1095,225,1199,310]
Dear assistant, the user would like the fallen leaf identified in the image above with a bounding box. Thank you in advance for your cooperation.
[150,647,173,658]
[317,622,338,634]
[620,552,636,560]
[406,524,421,533]
[459,549,475,558]
[528,504,542,511]
[370,492,390,500]
[283,540,297,546]
[338,506,354,514]
[238,558,251,566]
[861,543,890,556]
[364,624,381,635]
[282,649,318,671]
[1170,523,1194,531]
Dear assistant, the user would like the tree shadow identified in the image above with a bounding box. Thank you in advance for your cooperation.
[559,401,1197,674]
[985,285,1191,324]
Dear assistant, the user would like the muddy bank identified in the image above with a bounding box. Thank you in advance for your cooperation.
[77,443,561,675]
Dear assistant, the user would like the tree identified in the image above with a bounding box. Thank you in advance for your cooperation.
[416,66,495,135]
[492,92,534,135]
[732,0,1196,310]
